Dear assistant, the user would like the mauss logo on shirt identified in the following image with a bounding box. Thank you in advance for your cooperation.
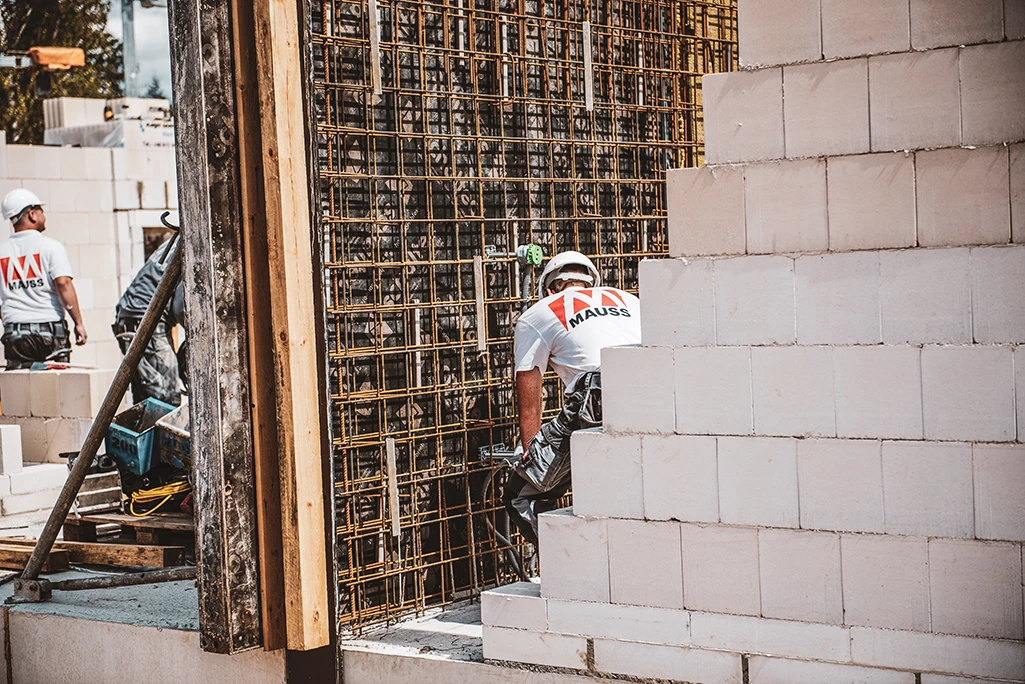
[0,254,45,290]
[547,288,631,331]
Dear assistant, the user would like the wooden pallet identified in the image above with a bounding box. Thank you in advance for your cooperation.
[63,512,194,546]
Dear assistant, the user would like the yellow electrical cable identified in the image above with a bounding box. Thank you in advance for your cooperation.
[128,480,191,517]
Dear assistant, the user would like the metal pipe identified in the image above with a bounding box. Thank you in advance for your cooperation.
[19,234,183,587]
[53,566,195,592]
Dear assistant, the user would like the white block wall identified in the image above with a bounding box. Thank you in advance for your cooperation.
[0,138,179,371]
[483,2,1025,681]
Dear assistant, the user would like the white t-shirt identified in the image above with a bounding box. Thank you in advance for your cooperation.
[514,286,641,393]
[0,230,74,324]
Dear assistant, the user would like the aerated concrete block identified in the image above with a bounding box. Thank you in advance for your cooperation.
[910,0,1004,49]
[1012,144,1025,244]
[601,346,675,434]
[851,626,1025,680]
[140,180,167,210]
[674,347,752,436]
[921,345,1016,441]
[702,68,784,164]
[869,49,960,152]
[538,509,609,603]
[1,486,61,516]
[717,436,798,528]
[0,370,33,417]
[795,251,882,345]
[1017,347,1025,441]
[737,0,821,68]
[29,371,61,418]
[642,435,719,523]
[1008,0,1025,39]
[973,444,1025,541]
[880,248,971,345]
[594,640,743,684]
[833,346,923,440]
[882,441,974,538]
[929,538,1024,640]
[570,429,643,519]
[77,244,120,280]
[480,582,546,632]
[783,60,870,159]
[59,369,113,419]
[113,181,141,210]
[9,463,67,495]
[820,0,910,59]
[971,246,1025,344]
[960,41,1025,146]
[0,424,22,475]
[482,626,587,670]
[744,158,828,254]
[680,523,760,616]
[825,152,917,252]
[758,528,843,625]
[748,655,916,684]
[666,166,746,257]
[608,519,683,610]
[840,534,930,632]
[546,598,691,645]
[916,146,1011,247]
[691,611,851,663]
[797,439,885,533]
[751,346,835,437]
[639,258,714,346]
[714,255,795,345]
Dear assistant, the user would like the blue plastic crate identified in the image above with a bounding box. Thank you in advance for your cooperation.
[106,397,176,476]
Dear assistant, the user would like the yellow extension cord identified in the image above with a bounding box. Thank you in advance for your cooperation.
[128,480,191,517]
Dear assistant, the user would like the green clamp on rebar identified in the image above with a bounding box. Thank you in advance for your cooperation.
[518,243,544,267]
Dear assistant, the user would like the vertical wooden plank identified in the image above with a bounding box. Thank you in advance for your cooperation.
[167,0,263,654]
[251,0,332,651]
[230,0,289,652]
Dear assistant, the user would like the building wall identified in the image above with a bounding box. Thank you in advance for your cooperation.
[481,0,1025,681]
[0,131,179,370]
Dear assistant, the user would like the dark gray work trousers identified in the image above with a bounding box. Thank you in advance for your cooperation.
[503,372,602,545]
[112,318,181,406]
[2,321,70,369]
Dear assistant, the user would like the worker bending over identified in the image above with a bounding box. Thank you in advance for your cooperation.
[504,251,640,544]
[0,189,87,369]
[112,239,182,405]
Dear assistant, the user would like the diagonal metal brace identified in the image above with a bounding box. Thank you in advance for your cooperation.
[8,213,186,604]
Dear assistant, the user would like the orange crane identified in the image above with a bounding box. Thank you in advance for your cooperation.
[0,46,86,97]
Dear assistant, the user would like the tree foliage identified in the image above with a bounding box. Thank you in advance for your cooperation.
[143,73,164,99]
[0,0,123,144]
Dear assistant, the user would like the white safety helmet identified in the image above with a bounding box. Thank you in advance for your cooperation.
[2,188,44,222]
[537,250,601,298]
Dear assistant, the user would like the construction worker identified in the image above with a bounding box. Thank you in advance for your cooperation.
[111,239,181,406]
[504,251,641,544]
[0,189,87,369]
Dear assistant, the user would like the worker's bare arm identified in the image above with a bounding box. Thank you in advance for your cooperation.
[516,367,543,450]
[53,276,87,345]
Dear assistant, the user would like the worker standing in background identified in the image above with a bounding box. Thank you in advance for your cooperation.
[0,189,88,369]
[503,251,641,544]
[112,239,181,406]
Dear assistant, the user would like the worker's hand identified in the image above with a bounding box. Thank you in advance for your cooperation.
[74,323,88,346]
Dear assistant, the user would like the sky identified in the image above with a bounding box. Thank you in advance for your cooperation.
[105,1,173,99]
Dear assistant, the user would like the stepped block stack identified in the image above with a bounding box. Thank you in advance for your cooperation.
[0,368,118,515]
[482,1,1025,681]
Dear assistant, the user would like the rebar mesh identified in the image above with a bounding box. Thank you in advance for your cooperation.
[307,0,736,636]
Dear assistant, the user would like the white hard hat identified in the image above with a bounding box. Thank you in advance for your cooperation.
[2,188,44,222]
[537,250,601,298]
